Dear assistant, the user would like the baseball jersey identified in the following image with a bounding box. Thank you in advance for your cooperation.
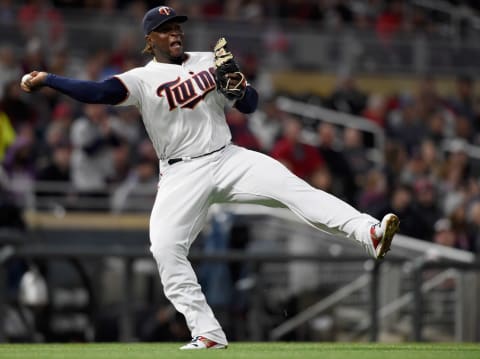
[114,52,233,161]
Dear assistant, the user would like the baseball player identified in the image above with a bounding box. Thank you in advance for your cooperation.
[21,6,399,350]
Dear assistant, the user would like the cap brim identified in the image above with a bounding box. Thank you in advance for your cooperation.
[149,15,188,33]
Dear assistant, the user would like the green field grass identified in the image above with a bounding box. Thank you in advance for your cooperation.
[0,342,479,359]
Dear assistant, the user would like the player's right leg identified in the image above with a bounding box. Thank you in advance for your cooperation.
[214,145,399,259]
[149,159,228,348]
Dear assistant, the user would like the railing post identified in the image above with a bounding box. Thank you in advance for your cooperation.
[120,257,134,342]
[369,259,380,342]
[413,260,424,341]
[0,245,15,343]
[0,258,6,342]
[250,261,264,341]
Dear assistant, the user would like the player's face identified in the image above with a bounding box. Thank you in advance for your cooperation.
[147,21,185,63]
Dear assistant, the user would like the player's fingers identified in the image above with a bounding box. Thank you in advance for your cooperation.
[20,82,31,92]
[24,71,47,91]
[225,73,240,79]
[226,73,241,86]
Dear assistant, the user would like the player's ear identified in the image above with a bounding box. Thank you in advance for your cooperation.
[142,35,154,55]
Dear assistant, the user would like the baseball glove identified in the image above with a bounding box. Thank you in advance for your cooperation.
[213,37,246,100]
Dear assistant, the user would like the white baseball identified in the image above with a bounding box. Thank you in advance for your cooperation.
[21,74,32,85]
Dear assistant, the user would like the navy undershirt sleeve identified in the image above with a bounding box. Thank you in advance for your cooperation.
[234,86,258,114]
[44,74,128,105]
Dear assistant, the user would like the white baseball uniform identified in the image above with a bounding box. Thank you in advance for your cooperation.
[114,52,380,345]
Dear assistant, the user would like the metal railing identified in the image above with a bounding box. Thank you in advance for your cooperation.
[275,96,385,166]
[1,203,478,342]
[412,259,480,342]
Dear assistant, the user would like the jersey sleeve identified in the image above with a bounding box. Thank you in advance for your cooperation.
[113,69,143,107]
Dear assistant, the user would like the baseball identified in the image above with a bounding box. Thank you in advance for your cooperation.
[21,73,32,85]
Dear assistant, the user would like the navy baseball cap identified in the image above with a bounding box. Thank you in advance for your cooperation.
[142,6,188,35]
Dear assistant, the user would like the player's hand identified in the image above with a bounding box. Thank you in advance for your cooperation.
[225,72,246,90]
[20,71,48,93]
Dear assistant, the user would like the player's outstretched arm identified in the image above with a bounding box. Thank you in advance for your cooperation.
[20,71,128,105]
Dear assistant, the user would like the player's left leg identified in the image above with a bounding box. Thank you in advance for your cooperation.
[149,159,228,348]
[214,145,398,259]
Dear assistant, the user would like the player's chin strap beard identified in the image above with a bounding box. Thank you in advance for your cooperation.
[170,55,184,65]
[152,55,184,65]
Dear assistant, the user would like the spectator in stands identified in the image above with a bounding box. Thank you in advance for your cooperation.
[467,200,480,254]
[248,98,283,153]
[317,123,356,203]
[432,218,456,248]
[108,140,132,185]
[386,98,428,155]
[362,93,388,127]
[342,127,372,187]
[0,0,15,26]
[415,76,443,119]
[136,137,158,164]
[35,143,74,208]
[0,80,37,131]
[376,183,429,239]
[2,125,37,208]
[399,149,429,185]
[18,0,66,48]
[448,75,476,124]
[77,51,109,81]
[51,0,83,8]
[226,108,261,152]
[110,29,141,73]
[70,104,120,197]
[449,203,474,251]
[110,156,157,213]
[35,101,74,167]
[0,170,29,303]
[270,115,324,181]
[326,74,367,116]
[110,106,143,146]
[438,141,471,215]
[419,138,443,178]
[0,109,15,161]
[0,45,21,99]
[263,24,290,69]
[453,114,474,143]
[235,0,264,22]
[21,38,49,75]
[0,171,25,230]
[310,166,333,193]
[375,0,404,45]
[276,0,323,24]
[201,0,223,19]
[37,143,71,183]
[425,110,449,145]
[48,48,76,78]
[412,178,441,242]
[123,0,148,24]
[383,141,408,189]
[358,168,388,215]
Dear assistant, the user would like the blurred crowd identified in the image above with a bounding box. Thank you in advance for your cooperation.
[0,0,480,257]
[1,0,480,40]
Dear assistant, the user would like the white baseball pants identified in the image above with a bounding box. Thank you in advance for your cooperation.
[149,144,379,345]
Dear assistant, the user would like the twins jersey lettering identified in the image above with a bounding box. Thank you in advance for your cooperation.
[115,52,233,162]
